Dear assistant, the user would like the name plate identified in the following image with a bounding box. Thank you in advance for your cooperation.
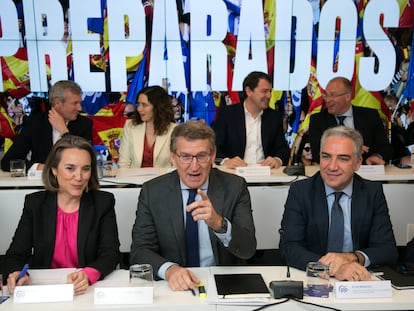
[94,287,153,304]
[13,284,73,303]
[236,166,271,176]
[335,281,391,299]
[356,165,385,175]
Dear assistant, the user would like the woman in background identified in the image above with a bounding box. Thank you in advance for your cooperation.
[4,135,120,295]
[118,86,176,168]
[298,132,314,166]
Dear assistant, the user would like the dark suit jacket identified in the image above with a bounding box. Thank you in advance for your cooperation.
[1,112,93,171]
[130,168,257,277]
[280,172,398,271]
[4,190,120,279]
[212,103,289,164]
[309,106,392,164]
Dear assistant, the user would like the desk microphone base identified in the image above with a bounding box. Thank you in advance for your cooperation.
[269,280,303,299]
[283,164,305,176]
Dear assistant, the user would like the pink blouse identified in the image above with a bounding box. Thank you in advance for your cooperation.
[51,207,101,284]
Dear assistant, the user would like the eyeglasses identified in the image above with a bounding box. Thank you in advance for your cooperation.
[303,147,311,152]
[175,153,211,164]
[321,92,348,100]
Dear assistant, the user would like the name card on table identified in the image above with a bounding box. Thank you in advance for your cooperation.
[335,280,391,299]
[94,287,153,305]
[236,166,270,176]
[356,165,385,175]
[13,284,73,303]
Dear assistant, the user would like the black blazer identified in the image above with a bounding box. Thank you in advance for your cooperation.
[1,112,93,171]
[280,172,398,271]
[309,106,393,163]
[4,190,120,279]
[130,168,257,278]
[212,103,289,164]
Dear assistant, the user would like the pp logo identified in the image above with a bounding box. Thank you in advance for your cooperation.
[338,285,349,293]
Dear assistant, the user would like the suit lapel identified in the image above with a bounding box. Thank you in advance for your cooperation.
[235,104,247,151]
[77,192,94,266]
[313,173,330,250]
[350,176,365,249]
[133,123,146,165]
[166,172,187,262]
[44,193,58,265]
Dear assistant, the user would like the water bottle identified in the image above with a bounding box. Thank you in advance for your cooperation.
[94,145,105,179]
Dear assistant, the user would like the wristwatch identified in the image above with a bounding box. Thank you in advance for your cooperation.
[214,217,228,234]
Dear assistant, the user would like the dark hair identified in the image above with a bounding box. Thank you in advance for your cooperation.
[170,120,216,154]
[48,80,82,106]
[242,71,272,97]
[320,126,363,160]
[131,85,174,135]
[42,135,99,192]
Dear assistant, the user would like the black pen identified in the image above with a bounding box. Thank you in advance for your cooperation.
[190,288,196,296]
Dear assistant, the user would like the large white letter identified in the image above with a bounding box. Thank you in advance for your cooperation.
[274,0,313,90]
[190,0,227,91]
[70,0,105,91]
[317,0,357,88]
[232,0,267,90]
[23,0,67,91]
[148,0,186,91]
[359,0,398,90]
[107,0,146,92]
[0,0,20,91]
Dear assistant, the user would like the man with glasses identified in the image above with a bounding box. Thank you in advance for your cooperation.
[130,120,256,292]
[309,77,392,165]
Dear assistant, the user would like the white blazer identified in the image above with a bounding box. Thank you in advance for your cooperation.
[118,120,177,168]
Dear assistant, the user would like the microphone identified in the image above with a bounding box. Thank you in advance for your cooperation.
[269,228,303,299]
[283,132,305,176]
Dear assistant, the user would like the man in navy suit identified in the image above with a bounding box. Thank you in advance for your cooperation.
[281,126,398,281]
[1,80,92,171]
[309,76,392,165]
[130,120,256,291]
[212,71,289,169]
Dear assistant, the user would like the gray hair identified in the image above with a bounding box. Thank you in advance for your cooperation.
[170,120,216,154]
[320,126,363,160]
[49,80,82,106]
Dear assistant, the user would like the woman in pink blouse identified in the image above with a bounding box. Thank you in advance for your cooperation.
[4,135,120,295]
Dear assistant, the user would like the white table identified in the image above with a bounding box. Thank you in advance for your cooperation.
[1,266,413,310]
[1,164,414,254]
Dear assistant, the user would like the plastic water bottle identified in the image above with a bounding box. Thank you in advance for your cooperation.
[94,145,106,179]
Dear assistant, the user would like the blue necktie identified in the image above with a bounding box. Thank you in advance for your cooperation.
[185,189,199,267]
[327,192,344,253]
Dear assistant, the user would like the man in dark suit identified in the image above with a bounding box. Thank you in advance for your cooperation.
[130,120,256,291]
[212,71,289,169]
[309,76,392,165]
[281,126,398,281]
[1,80,92,171]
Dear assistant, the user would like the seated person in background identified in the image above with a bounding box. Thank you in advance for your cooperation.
[1,80,93,171]
[384,94,412,163]
[309,77,392,165]
[130,120,256,291]
[296,131,314,166]
[281,126,398,281]
[118,86,177,168]
[123,101,136,118]
[4,135,120,295]
[211,71,289,169]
